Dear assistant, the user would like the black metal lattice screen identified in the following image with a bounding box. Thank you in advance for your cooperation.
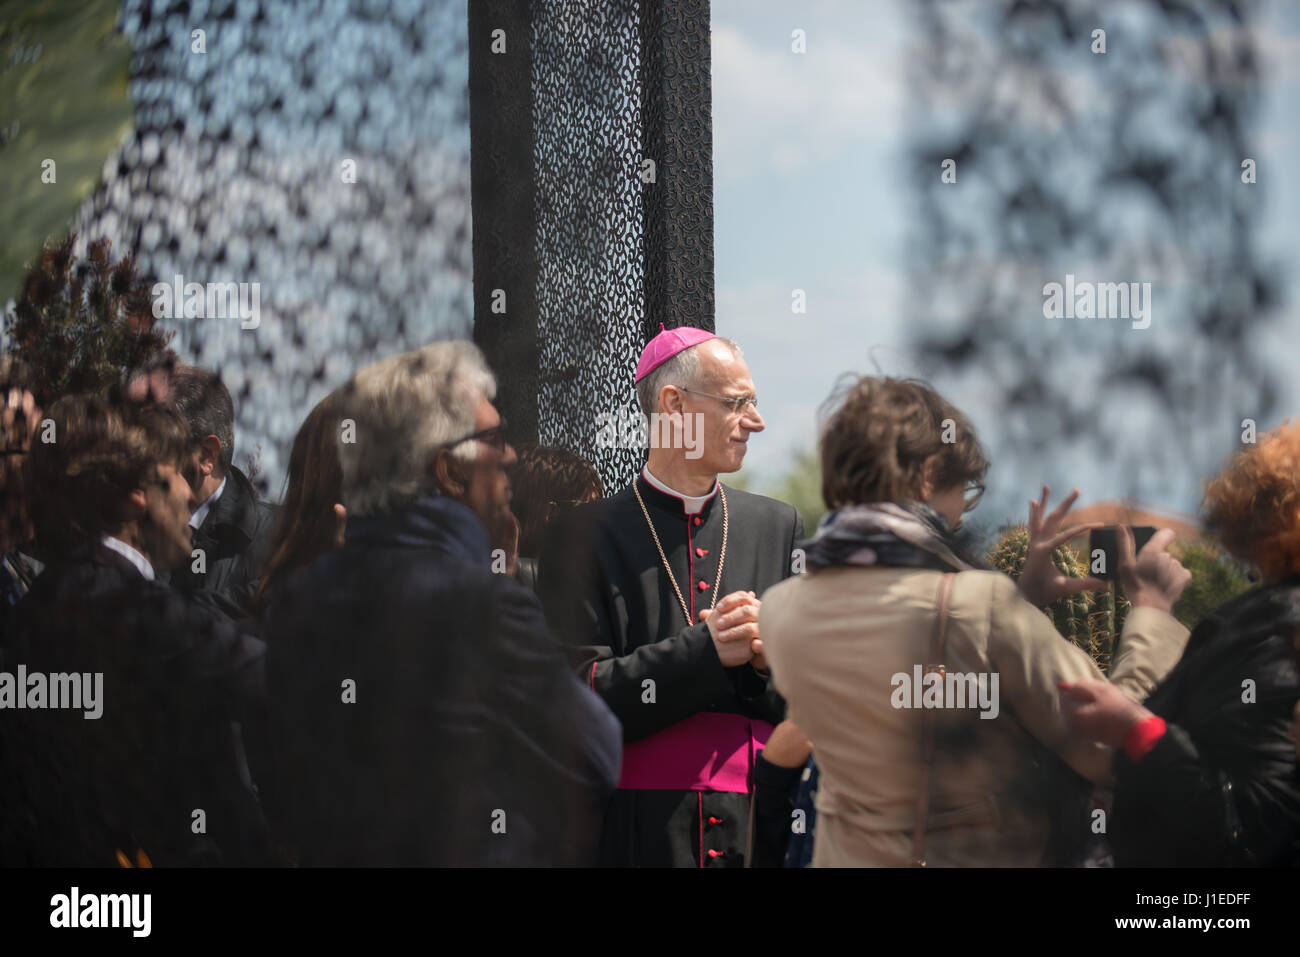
[70,0,474,496]
[57,0,711,498]
[470,0,715,494]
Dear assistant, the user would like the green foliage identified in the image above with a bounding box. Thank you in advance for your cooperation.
[724,465,752,492]
[763,446,826,532]
[1,0,133,299]
[5,233,173,407]
[729,446,825,532]
[1093,583,1132,676]
[988,525,1117,672]
[1170,540,1255,629]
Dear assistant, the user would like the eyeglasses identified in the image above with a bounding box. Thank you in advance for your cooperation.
[675,387,759,415]
[441,417,510,453]
[963,480,985,512]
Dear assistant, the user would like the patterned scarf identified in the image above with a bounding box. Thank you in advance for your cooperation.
[801,501,989,573]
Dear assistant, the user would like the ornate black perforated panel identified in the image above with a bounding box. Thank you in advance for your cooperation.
[905,0,1280,516]
[70,0,474,495]
[640,0,715,335]
[471,0,716,496]
[532,0,646,491]
[62,0,714,499]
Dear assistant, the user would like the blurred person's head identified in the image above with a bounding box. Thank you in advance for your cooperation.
[818,376,989,529]
[253,391,345,610]
[339,342,514,533]
[636,335,764,482]
[1202,419,1300,584]
[25,396,194,571]
[0,357,42,553]
[169,365,235,503]
[510,444,603,557]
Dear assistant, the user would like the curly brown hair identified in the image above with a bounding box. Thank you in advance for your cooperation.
[25,395,189,559]
[1202,419,1300,582]
[819,376,989,511]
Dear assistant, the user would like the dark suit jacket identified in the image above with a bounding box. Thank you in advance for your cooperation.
[171,465,276,616]
[263,492,621,866]
[0,543,269,866]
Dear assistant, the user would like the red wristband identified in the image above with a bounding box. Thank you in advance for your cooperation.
[1122,715,1167,763]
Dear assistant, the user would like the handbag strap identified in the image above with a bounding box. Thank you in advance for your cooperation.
[911,572,955,867]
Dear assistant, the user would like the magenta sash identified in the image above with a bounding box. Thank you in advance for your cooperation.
[618,712,774,793]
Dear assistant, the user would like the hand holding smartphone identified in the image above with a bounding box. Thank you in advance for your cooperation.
[1088,525,1156,582]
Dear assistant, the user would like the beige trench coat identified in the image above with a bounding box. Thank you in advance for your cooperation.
[760,567,1189,867]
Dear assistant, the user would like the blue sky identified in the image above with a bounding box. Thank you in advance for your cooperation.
[712,0,1300,527]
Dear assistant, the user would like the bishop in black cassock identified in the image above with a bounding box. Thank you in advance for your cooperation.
[538,327,802,867]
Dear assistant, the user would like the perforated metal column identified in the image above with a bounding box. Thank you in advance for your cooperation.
[470,0,715,494]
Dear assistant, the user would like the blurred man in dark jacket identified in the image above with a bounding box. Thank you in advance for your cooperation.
[167,366,276,616]
[264,342,621,866]
[1,396,269,866]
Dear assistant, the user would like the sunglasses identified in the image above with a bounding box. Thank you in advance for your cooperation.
[441,417,510,453]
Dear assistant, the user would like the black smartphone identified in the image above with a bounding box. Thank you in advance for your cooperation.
[1088,526,1157,582]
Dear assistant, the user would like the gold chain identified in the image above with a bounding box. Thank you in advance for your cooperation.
[632,480,729,627]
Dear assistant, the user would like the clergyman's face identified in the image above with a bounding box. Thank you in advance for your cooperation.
[679,342,766,475]
[141,462,196,572]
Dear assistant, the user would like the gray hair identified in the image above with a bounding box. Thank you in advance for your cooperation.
[635,336,743,415]
[338,341,496,517]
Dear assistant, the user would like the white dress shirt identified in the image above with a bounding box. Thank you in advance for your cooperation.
[190,475,228,530]
[100,535,156,581]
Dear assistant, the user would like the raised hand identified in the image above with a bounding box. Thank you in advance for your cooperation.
[1118,525,1191,615]
[1018,485,1106,607]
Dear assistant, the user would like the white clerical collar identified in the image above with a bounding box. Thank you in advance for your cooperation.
[100,535,156,581]
[190,474,228,530]
[641,465,718,515]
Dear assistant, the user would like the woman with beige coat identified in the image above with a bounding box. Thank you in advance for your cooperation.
[759,376,1192,867]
